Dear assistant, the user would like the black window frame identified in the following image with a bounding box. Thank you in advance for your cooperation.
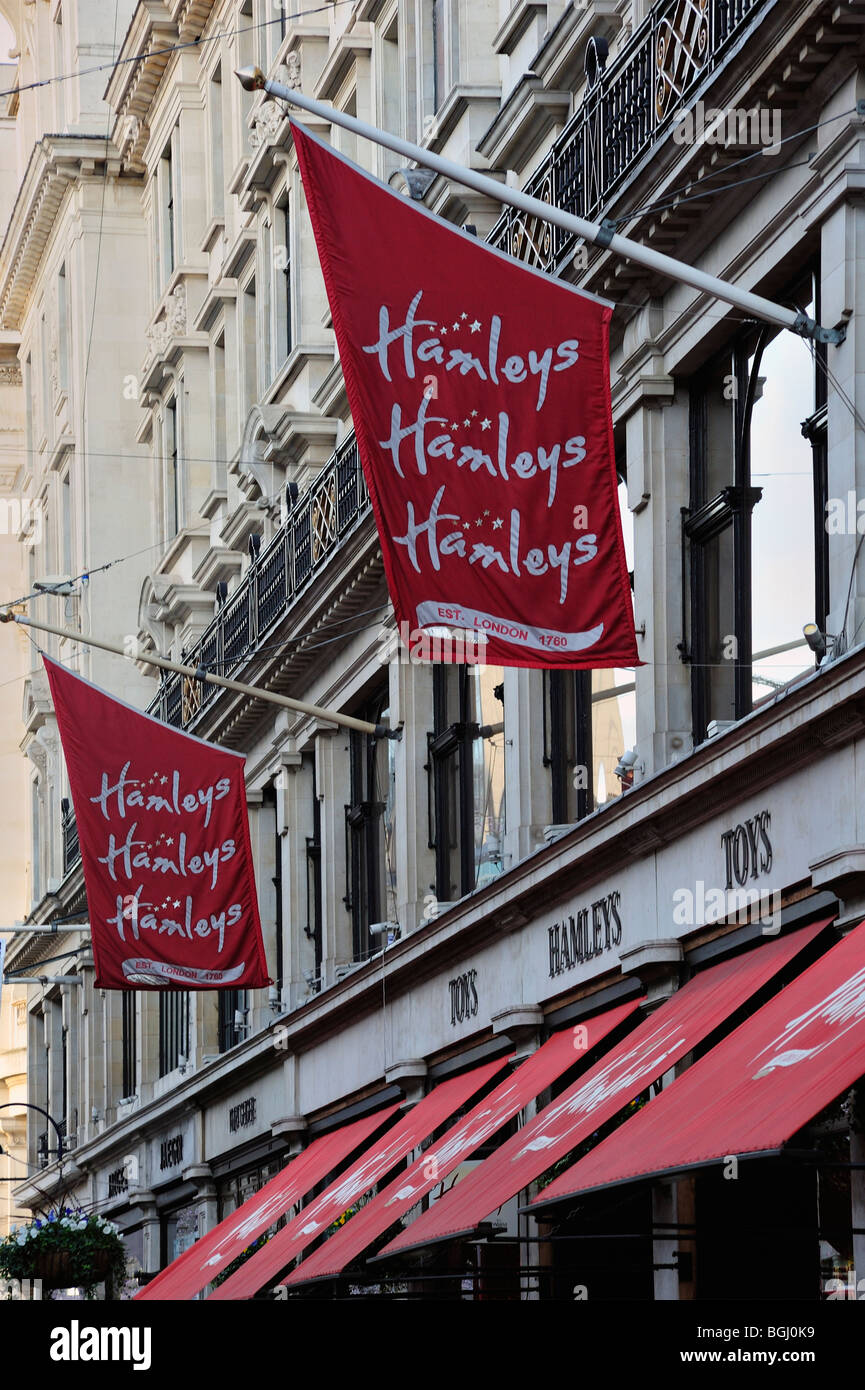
[683,268,826,743]
[427,666,504,901]
[306,758,322,984]
[345,685,391,961]
[543,669,594,824]
[218,988,248,1053]
[158,991,189,1077]
[121,991,137,1098]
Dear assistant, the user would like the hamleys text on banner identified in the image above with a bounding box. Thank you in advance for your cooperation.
[43,657,269,990]
[291,120,638,669]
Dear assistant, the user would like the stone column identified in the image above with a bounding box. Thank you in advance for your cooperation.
[619,939,684,1300]
[275,751,316,1009]
[815,82,865,651]
[618,304,689,780]
[183,1163,219,1240]
[391,659,436,934]
[76,956,102,1142]
[314,721,352,988]
[245,787,276,1033]
[492,1008,544,1302]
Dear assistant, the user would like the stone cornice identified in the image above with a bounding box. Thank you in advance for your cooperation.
[106,1,178,166]
[0,137,120,331]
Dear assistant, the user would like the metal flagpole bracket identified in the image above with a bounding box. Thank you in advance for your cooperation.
[373,723,403,740]
[791,310,847,347]
[593,219,618,250]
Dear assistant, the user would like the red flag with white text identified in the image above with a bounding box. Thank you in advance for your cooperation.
[291,120,638,668]
[44,657,270,990]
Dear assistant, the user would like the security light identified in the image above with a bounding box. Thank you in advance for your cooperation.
[614,748,642,785]
[803,622,827,658]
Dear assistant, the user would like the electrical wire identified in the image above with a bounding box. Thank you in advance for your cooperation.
[0,0,357,103]
[1,525,211,610]
[607,107,859,228]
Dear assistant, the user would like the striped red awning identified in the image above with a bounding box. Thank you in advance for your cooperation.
[532,917,865,1207]
[378,920,830,1259]
[285,998,640,1286]
[135,1103,401,1301]
[206,1055,509,1299]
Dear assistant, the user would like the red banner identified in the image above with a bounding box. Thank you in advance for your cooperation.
[292,120,637,668]
[44,657,269,991]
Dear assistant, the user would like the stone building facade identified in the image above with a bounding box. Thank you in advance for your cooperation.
[4,0,865,1297]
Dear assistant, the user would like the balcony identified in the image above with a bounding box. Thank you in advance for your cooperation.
[488,0,767,272]
[147,433,371,730]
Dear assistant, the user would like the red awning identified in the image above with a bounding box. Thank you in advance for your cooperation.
[135,1103,401,1300]
[207,1056,510,1299]
[533,917,865,1207]
[378,920,830,1259]
[285,997,641,1286]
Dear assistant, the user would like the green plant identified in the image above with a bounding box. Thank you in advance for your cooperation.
[210,1230,272,1289]
[0,1208,127,1299]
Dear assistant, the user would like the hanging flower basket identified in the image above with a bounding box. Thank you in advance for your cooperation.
[0,1209,127,1299]
[32,1248,112,1282]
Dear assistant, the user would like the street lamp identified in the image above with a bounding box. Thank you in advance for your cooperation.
[0,1102,65,1174]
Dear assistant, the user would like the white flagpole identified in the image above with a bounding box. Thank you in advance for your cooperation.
[234,66,845,347]
[0,611,398,739]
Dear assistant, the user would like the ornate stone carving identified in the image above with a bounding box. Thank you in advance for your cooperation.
[145,282,187,358]
[0,364,22,385]
[164,281,187,336]
[249,100,285,150]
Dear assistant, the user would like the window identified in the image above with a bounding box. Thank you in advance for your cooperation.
[41,312,51,441]
[24,354,33,463]
[427,665,505,902]
[209,65,224,220]
[544,473,636,817]
[267,0,288,65]
[345,686,396,961]
[260,221,272,387]
[275,200,291,363]
[165,396,181,537]
[158,991,189,1076]
[31,778,41,903]
[121,992,136,1097]
[544,670,637,821]
[685,270,823,741]
[159,132,180,282]
[238,0,256,128]
[432,0,447,114]
[54,7,65,131]
[306,757,322,986]
[213,334,227,484]
[218,989,249,1052]
[544,670,592,824]
[60,471,72,576]
[57,263,68,395]
[242,277,258,405]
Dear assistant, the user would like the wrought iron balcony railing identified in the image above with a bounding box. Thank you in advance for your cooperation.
[147,433,371,729]
[488,0,767,272]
